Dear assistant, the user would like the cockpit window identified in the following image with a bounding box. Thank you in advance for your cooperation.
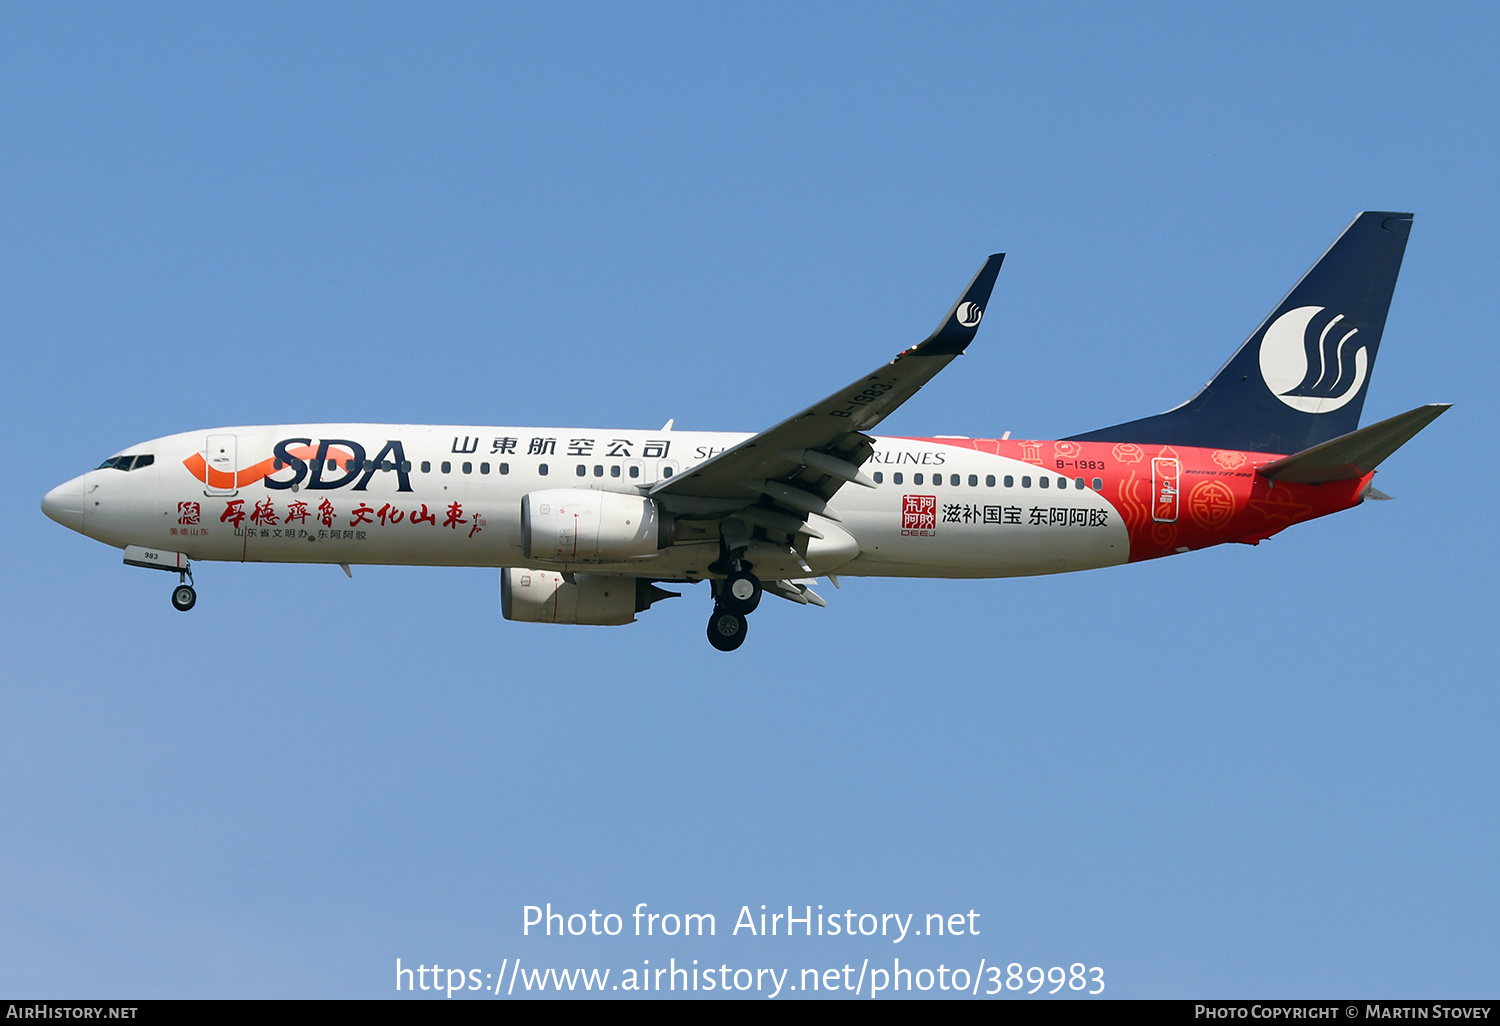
[96,454,154,471]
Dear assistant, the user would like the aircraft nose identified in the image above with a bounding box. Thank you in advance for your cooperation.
[41,478,85,532]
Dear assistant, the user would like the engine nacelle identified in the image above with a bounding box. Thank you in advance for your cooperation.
[500,568,677,625]
[521,488,666,564]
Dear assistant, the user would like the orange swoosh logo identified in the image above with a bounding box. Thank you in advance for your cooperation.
[182,444,355,489]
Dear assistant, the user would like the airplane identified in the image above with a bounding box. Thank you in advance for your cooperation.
[41,211,1447,651]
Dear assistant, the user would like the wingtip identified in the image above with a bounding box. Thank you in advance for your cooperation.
[911,252,1006,357]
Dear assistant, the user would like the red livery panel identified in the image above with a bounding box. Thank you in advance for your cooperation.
[905,437,1371,561]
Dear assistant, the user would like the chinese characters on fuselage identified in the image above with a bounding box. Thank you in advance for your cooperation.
[215,499,485,541]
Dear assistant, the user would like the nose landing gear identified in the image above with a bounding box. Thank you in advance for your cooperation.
[170,568,196,612]
[122,546,198,612]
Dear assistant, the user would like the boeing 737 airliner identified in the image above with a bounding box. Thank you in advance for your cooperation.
[42,212,1446,650]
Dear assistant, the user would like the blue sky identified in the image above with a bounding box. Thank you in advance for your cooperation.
[3,3,1497,998]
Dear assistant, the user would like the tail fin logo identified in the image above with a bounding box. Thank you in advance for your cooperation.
[1258,305,1369,414]
[956,302,983,327]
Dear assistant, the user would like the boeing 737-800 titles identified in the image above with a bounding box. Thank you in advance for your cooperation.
[42,212,1446,650]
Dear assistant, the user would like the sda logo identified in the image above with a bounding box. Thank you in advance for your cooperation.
[1258,305,1368,414]
[956,302,983,328]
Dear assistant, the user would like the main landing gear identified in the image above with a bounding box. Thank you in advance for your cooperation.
[706,567,761,652]
[720,569,762,615]
[707,606,747,652]
[170,568,196,612]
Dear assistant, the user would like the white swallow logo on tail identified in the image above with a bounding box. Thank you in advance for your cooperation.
[1258,305,1368,414]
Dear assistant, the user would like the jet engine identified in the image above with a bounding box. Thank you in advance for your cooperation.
[500,568,678,625]
[521,489,667,563]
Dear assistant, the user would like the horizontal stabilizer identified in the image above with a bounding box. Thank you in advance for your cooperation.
[1258,403,1450,483]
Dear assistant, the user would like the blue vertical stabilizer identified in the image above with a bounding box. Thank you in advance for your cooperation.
[1067,212,1413,454]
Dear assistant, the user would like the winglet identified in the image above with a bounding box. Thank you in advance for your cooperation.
[1258,403,1450,483]
[910,253,1005,356]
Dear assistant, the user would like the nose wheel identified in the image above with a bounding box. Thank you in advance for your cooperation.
[170,567,196,612]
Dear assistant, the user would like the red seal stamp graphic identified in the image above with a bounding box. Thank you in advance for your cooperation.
[1187,480,1236,529]
[902,494,936,530]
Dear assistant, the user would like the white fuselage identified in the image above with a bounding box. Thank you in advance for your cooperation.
[51,424,1130,581]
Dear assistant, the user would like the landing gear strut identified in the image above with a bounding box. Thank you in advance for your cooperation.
[170,568,196,612]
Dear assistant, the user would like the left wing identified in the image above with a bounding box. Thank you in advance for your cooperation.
[650,253,1004,530]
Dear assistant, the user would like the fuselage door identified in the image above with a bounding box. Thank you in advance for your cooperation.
[205,434,238,496]
[1151,457,1179,523]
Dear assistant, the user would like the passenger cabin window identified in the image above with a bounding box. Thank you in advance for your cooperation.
[1004,475,1014,488]
[539,463,549,475]
[914,473,924,485]
[986,475,995,487]
[629,465,639,478]
[480,462,490,474]
[1075,477,1085,489]
[500,463,510,475]
[1057,477,1067,489]
[1039,476,1049,488]
[441,461,451,474]
[662,466,673,478]
[893,472,903,485]
[873,471,883,484]
[969,474,978,487]
[951,474,960,487]
[611,465,621,478]
[421,461,431,473]
[594,465,604,477]
[1022,476,1032,488]
[1093,477,1102,490]
[462,462,472,474]
[576,464,587,476]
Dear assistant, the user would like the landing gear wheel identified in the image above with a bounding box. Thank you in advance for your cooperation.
[171,584,197,612]
[706,607,748,651]
[720,570,762,615]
